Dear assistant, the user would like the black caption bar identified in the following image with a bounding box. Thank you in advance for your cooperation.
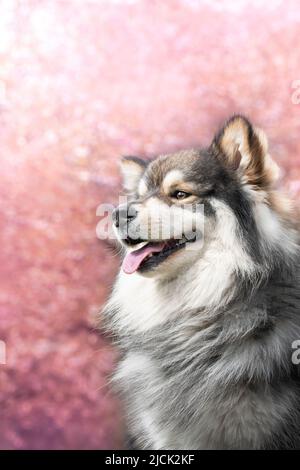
[0,449,296,466]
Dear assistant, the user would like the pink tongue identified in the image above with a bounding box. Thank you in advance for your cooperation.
[122,243,165,274]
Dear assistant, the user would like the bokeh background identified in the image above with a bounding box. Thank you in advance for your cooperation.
[1,0,300,449]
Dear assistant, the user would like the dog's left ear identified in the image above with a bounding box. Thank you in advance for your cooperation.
[120,156,147,193]
[212,115,280,188]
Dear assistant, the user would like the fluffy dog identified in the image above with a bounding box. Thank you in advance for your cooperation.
[103,116,300,449]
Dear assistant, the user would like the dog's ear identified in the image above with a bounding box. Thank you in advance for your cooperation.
[212,115,280,188]
[120,156,147,192]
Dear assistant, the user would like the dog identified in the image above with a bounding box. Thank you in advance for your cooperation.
[103,115,300,449]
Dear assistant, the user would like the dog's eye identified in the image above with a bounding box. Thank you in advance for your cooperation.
[171,190,191,200]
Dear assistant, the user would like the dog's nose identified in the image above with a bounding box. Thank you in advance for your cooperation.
[112,205,138,228]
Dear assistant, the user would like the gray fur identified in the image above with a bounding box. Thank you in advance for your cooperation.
[103,116,300,449]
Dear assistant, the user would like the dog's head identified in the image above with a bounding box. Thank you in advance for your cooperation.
[113,115,291,279]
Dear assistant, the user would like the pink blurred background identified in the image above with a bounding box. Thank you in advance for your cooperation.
[1,0,300,449]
